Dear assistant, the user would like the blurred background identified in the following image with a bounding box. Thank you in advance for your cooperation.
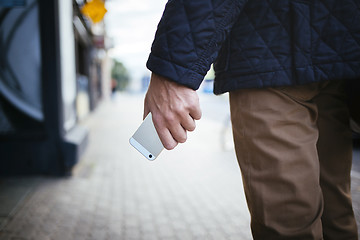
[0,0,358,239]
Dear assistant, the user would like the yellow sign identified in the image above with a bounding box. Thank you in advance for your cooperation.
[81,0,107,24]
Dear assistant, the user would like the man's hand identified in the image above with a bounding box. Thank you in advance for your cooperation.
[143,73,202,150]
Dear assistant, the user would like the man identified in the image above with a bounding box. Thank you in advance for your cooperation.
[144,0,360,239]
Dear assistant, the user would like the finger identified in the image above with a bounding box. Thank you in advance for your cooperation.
[169,124,187,144]
[189,103,202,120]
[158,128,178,150]
[181,115,196,132]
[152,115,179,150]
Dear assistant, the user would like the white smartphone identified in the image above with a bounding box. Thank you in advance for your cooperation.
[129,113,164,160]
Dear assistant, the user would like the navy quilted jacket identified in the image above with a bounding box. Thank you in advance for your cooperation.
[147,0,360,94]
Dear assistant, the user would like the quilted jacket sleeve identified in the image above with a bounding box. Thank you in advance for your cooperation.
[146,0,247,90]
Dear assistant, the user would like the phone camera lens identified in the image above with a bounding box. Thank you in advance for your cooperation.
[149,154,153,159]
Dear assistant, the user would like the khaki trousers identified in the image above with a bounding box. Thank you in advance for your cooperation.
[229,80,358,240]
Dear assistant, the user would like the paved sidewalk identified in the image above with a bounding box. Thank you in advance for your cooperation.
[0,94,252,240]
[0,93,359,240]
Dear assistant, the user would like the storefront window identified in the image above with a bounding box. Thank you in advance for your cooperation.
[0,0,43,121]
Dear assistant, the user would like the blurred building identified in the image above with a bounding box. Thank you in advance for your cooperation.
[0,0,111,175]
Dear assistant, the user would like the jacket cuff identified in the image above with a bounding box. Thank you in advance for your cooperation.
[146,53,205,90]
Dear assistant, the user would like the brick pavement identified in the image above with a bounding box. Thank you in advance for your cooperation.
[0,93,359,240]
[0,94,252,240]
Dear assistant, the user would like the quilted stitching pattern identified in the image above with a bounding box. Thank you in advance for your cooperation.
[147,0,245,88]
[147,0,360,93]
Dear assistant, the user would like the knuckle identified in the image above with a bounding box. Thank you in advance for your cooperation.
[174,104,186,116]
[188,100,197,109]
[164,113,177,125]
